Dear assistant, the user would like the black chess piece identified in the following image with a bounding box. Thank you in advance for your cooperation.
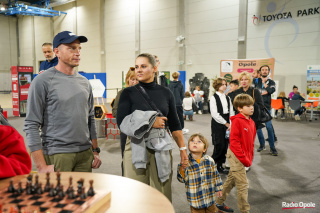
[77,179,84,196]
[57,186,65,198]
[36,183,43,194]
[17,181,24,194]
[8,179,16,193]
[67,187,75,199]
[49,184,56,197]
[34,174,39,190]
[55,171,61,192]
[66,176,73,194]
[26,182,33,195]
[80,187,87,199]
[44,172,50,192]
[87,180,95,196]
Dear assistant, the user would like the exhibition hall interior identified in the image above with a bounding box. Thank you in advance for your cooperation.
[0,0,319,212]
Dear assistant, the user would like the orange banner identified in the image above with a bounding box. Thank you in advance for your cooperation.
[220,58,275,82]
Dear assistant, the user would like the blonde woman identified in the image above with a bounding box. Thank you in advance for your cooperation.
[232,72,264,130]
[112,67,138,175]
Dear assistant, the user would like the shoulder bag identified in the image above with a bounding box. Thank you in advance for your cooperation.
[253,89,272,123]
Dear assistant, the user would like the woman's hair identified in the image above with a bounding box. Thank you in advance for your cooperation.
[172,72,180,79]
[137,53,156,67]
[125,67,136,87]
[212,77,226,91]
[238,71,253,86]
[278,91,286,98]
[293,85,298,90]
[188,133,209,154]
[233,94,254,110]
[185,91,191,97]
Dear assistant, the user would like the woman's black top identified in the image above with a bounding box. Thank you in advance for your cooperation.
[116,81,182,132]
[232,86,265,129]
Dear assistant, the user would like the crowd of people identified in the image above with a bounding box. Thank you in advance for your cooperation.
[1,30,311,213]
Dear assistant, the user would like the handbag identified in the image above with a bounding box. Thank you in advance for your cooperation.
[253,89,272,123]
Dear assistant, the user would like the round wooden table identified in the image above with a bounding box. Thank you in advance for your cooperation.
[0,172,175,213]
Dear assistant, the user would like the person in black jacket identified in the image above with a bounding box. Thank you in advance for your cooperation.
[253,65,278,156]
[154,55,168,87]
[169,72,187,133]
[232,72,264,130]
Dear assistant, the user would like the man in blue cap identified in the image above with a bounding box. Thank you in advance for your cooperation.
[24,31,102,173]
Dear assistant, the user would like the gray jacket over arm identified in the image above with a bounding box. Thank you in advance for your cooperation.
[120,110,175,182]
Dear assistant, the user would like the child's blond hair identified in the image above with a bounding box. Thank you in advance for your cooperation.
[188,133,209,154]
[278,91,286,98]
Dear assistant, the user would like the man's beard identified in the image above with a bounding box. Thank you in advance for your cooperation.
[262,74,268,78]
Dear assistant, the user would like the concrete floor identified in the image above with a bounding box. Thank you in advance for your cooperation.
[3,106,320,213]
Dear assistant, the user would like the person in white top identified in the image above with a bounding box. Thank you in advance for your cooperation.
[183,91,195,121]
[193,86,204,114]
[210,77,235,174]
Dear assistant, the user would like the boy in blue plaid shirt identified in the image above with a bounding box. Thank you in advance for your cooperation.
[177,133,234,213]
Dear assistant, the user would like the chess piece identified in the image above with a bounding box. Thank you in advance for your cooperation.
[55,171,61,192]
[57,185,65,198]
[67,187,75,199]
[80,187,87,199]
[49,184,56,197]
[87,180,95,196]
[34,174,39,190]
[26,182,32,195]
[44,172,50,192]
[17,181,24,194]
[77,179,84,196]
[8,179,16,193]
[36,183,43,194]
[66,176,73,194]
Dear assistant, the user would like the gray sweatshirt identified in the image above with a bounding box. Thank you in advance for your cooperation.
[23,67,97,155]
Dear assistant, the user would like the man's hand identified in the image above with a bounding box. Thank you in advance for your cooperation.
[92,153,102,169]
[180,149,188,169]
[152,116,168,129]
[38,165,54,173]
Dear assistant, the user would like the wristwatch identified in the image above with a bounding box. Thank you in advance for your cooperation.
[92,147,101,153]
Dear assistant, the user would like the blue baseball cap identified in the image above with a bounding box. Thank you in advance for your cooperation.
[53,31,88,49]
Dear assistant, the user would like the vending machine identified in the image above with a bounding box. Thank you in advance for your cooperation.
[11,66,33,117]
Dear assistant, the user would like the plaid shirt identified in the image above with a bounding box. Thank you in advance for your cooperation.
[177,154,223,209]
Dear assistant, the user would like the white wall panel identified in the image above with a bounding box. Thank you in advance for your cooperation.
[18,16,33,67]
[104,0,136,100]
[247,0,320,95]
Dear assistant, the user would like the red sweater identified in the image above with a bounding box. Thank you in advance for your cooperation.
[229,113,256,167]
[0,125,32,178]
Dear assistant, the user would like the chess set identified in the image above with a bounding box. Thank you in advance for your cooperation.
[0,172,111,213]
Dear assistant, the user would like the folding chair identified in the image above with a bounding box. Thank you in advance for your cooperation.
[271,99,285,119]
[289,100,307,121]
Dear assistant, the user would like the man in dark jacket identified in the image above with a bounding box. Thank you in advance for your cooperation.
[253,65,278,156]
[169,72,187,133]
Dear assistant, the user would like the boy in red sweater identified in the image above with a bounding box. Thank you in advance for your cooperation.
[216,94,256,213]
[0,125,32,178]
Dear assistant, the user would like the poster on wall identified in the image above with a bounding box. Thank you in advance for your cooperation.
[307,65,320,100]
[220,58,275,82]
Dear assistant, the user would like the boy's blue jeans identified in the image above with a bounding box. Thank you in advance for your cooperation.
[257,110,275,149]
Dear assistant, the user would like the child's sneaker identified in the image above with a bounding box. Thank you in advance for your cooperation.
[216,203,234,212]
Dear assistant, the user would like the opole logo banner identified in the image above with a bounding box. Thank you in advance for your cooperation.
[220,58,275,82]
